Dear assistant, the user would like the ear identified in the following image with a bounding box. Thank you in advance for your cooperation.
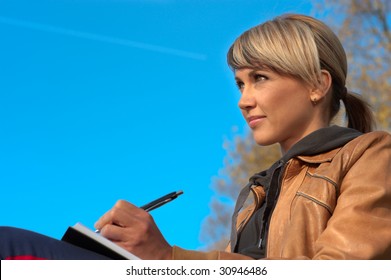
[310,70,332,104]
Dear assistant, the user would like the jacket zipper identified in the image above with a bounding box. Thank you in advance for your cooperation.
[258,160,286,254]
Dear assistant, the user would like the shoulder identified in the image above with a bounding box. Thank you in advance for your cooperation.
[351,130,391,144]
[297,130,390,170]
[336,130,391,179]
[342,130,391,157]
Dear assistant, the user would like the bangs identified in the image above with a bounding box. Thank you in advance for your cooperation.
[227,27,283,73]
[227,16,322,87]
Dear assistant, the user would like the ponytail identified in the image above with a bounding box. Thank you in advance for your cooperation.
[330,86,375,133]
[342,91,375,133]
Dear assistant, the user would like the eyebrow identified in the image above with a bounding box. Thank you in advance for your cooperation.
[234,68,265,81]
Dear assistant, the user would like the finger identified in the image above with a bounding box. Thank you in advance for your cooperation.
[100,220,148,243]
[99,223,127,241]
[100,210,153,241]
[94,200,139,230]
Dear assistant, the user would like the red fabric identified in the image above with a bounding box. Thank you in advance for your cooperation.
[5,255,47,260]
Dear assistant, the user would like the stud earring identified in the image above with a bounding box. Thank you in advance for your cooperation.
[312,98,317,105]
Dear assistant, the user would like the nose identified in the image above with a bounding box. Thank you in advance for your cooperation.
[238,87,256,111]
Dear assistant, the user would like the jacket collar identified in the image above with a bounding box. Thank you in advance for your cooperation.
[297,148,341,164]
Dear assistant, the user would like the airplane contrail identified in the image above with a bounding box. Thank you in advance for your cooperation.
[0,15,207,61]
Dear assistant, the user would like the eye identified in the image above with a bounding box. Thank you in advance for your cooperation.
[235,80,245,91]
[253,73,268,82]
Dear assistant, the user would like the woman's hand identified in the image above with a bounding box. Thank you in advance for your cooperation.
[94,200,172,260]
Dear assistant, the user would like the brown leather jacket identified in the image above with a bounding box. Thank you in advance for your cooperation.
[172,131,391,259]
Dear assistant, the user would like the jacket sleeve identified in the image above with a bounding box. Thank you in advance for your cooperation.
[312,131,391,259]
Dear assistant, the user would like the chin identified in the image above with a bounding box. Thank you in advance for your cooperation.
[252,133,278,147]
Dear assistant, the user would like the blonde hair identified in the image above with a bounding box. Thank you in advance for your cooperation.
[227,14,374,132]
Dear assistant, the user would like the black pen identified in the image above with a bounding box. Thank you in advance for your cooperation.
[140,190,184,212]
[95,190,183,233]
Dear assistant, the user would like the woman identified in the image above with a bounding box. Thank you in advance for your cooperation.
[1,14,390,260]
[169,13,391,260]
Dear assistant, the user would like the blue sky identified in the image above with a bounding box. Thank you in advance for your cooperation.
[0,0,313,250]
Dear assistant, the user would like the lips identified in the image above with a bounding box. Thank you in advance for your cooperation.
[247,115,266,128]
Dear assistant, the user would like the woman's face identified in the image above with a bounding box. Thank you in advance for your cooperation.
[235,67,325,153]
